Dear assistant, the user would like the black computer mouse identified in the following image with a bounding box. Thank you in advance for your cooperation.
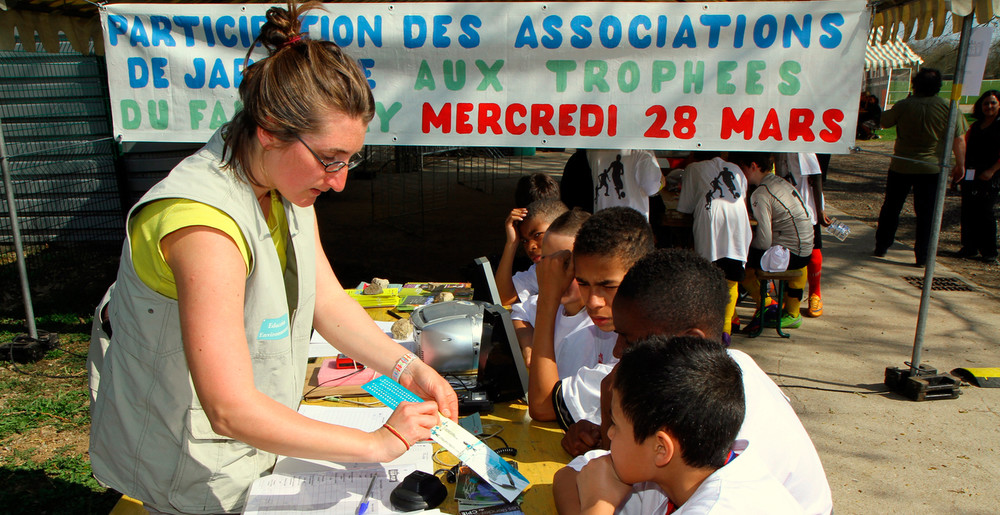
[389,470,448,512]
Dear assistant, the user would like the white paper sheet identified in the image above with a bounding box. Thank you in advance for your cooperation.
[309,323,416,358]
[273,406,433,476]
[244,465,435,515]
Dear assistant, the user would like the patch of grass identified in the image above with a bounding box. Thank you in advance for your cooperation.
[0,314,91,338]
[0,375,34,393]
[874,125,896,141]
[0,383,89,437]
[0,325,114,513]
[39,454,100,487]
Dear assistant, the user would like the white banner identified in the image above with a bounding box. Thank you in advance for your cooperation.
[102,1,868,151]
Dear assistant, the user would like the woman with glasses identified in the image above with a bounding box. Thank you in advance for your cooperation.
[87,3,457,514]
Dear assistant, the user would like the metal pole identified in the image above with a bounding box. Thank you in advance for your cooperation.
[910,14,974,372]
[0,114,38,338]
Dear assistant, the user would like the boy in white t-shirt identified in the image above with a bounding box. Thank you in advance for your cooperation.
[553,249,833,515]
[529,207,654,427]
[776,153,831,318]
[510,209,592,371]
[574,335,803,515]
[588,149,664,219]
[495,199,568,305]
[676,153,752,344]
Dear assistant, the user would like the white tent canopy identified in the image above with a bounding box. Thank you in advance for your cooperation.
[872,0,1000,43]
[866,27,924,73]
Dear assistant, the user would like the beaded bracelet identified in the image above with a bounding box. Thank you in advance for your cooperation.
[392,352,419,382]
[382,423,410,450]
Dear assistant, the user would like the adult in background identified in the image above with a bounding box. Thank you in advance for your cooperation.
[952,90,1000,265]
[87,3,456,514]
[857,92,883,140]
[587,149,663,219]
[875,68,968,267]
[560,149,595,213]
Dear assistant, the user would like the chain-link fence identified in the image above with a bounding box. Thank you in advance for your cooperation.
[0,39,123,318]
[362,145,524,226]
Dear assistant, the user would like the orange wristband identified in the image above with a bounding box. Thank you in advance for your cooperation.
[383,423,410,450]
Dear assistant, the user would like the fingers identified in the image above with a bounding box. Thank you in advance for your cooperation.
[408,362,458,421]
[386,400,440,446]
[577,456,633,509]
[561,422,602,456]
[431,381,459,422]
[505,208,527,224]
[536,253,574,301]
[538,250,574,280]
[561,436,576,456]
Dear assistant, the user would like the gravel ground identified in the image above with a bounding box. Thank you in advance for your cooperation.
[823,138,1000,298]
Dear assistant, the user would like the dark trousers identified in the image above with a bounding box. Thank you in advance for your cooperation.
[875,170,939,263]
[960,179,999,259]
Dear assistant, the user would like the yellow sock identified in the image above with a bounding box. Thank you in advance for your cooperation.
[724,280,738,334]
[742,270,774,310]
[785,296,801,316]
[783,268,808,316]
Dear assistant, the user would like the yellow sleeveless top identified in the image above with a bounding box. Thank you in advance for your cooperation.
[128,191,288,299]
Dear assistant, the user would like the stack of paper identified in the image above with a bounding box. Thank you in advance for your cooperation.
[244,405,440,514]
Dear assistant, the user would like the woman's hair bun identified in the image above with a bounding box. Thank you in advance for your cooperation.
[257,1,321,54]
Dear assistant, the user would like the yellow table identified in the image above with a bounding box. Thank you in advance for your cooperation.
[351,306,566,514]
[111,306,568,514]
[300,394,564,514]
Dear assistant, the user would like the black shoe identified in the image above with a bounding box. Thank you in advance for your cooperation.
[873,248,888,257]
[955,247,979,259]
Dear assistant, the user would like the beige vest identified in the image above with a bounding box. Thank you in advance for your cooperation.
[88,130,316,514]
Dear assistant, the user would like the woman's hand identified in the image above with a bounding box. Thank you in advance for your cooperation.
[398,359,459,422]
[376,400,441,461]
[505,208,528,247]
[977,169,997,181]
[952,165,966,185]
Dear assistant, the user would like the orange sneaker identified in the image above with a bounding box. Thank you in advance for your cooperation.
[806,294,823,317]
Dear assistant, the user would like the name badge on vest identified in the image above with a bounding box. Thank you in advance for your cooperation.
[258,314,290,340]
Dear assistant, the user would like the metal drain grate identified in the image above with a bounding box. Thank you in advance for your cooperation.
[902,276,976,291]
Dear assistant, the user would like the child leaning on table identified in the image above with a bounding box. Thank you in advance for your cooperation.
[510,209,591,369]
[495,199,568,305]
[554,249,833,515]
[573,335,804,515]
[528,206,654,424]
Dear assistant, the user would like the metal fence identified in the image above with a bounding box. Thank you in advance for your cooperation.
[362,145,524,228]
[0,38,123,318]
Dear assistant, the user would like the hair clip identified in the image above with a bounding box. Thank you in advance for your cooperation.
[281,34,303,48]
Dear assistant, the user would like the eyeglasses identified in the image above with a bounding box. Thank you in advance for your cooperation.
[294,134,363,173]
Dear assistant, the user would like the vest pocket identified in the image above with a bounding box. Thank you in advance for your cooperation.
[168,407,274,513]
[111,294,183,358]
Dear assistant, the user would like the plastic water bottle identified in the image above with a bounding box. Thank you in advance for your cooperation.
[825,218,851,241]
